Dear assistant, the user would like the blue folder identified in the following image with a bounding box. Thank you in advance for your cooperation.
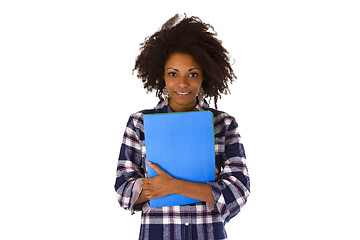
[143,111,215,208]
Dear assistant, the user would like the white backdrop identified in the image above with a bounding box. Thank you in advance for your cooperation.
[1,0,359,239]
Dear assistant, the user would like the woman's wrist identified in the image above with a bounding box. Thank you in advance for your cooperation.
[171,178,216,204]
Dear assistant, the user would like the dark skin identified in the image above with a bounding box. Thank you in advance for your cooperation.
[135,162,218,205]
[135,53,219,206]
[164,52,204,112]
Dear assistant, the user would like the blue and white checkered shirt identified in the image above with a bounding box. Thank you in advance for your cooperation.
[115,100,250,240]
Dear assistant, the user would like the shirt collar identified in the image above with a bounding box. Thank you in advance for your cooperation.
[155,98,209,113]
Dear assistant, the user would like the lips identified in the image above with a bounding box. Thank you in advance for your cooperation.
[175,91,190,95]
[174,91,192,98]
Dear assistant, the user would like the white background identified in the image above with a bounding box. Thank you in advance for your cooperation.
[1,0,359,239]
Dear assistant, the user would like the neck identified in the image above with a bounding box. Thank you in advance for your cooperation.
[168,99,197,112]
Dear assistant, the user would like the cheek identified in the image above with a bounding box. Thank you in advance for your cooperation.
[164,79,172,89]
[195,80,204,91]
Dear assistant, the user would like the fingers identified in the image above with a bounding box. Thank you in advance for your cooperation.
[215,167,220,181]
[142,178,150,190]
[147,161,165,174]
[142,178,149,184]
[142,189,152,199]
[142,179,153,200]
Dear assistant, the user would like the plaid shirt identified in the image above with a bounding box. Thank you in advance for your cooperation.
[115,100,250,240]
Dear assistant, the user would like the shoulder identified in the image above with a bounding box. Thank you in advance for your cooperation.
[126,100,167,127]
[206,108,238,129]
[126,109,152,128]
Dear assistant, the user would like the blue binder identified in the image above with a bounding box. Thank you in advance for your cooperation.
[143,111,215,208]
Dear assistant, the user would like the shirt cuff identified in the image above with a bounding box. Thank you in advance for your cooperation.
[206,202,215,211]
[130,178,151,213]
[129,178,143,211]
[142,202,150,213]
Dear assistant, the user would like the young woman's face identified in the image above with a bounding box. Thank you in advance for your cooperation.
[164,52,204,112]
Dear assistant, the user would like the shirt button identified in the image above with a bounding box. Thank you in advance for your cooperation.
[185,222,189,226]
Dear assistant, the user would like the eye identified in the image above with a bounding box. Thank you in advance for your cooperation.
[189,72,199,78]
[168,72,177,77]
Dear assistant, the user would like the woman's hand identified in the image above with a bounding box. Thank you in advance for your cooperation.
[136,162,216,204]
[215,168,219,180]
[142,162,176,200]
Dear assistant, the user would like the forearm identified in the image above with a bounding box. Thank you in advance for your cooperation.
[173,179,216,204]
[141,162,216,205]
[136,179,215,205]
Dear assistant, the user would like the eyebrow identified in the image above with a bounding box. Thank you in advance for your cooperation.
[166,67,200,72]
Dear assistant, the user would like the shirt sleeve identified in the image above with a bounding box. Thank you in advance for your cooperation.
[114,114,146,214]
[208,117,250,223]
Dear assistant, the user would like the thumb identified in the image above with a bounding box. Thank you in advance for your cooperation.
[148,162,165,174]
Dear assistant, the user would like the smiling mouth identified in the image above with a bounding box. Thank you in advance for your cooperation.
[175,91,191,95]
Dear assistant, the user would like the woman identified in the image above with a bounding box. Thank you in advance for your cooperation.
[115,14,250,240]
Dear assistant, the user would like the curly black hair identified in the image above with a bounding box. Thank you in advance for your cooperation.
[133,14,236,109]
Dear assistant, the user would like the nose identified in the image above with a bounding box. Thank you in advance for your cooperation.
[177,75,189,88]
